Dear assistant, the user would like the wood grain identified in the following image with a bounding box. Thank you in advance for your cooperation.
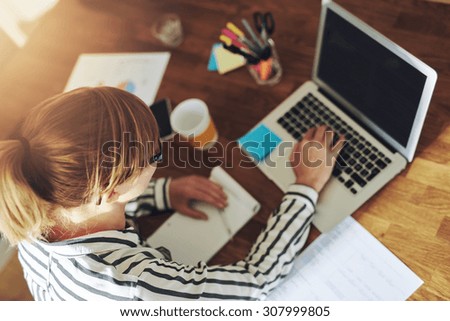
[0,250,33,301]
[0,0,448,301]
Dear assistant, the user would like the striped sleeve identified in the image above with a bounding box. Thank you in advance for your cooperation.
[133,183,318,300]
[125,177,172,218]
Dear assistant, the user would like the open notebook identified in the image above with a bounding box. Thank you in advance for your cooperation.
[147,167,260,265]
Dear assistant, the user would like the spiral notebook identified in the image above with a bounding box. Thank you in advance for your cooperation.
[147,167,260,265]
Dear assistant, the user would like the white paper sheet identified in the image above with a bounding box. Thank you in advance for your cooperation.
[65,52,170,105]
[267,217,423,301]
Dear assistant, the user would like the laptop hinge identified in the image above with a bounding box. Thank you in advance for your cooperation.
[318,87,397,154]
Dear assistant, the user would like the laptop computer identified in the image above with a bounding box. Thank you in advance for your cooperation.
[245,2,437,232]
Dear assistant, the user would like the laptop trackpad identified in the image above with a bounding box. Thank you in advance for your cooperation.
[258,145,296,192]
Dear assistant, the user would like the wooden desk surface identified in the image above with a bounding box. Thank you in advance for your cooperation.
[0,0,449,300]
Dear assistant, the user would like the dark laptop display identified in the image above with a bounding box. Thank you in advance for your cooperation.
[317,9,427,148]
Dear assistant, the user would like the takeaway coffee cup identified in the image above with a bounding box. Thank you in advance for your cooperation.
[170,99,218,150]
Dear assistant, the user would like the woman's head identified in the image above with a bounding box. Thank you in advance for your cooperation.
[0,87,160,245]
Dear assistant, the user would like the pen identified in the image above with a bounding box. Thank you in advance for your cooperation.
[219,34,248,52]
[241,18,264,48]
[221,29,250,48]
[221,30,259,57]
[224,23,261,55]
[226,22,244,38]
[222,44,260,65]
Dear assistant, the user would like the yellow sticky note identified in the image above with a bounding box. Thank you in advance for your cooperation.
[215,47,246,75]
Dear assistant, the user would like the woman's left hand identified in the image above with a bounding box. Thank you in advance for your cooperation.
[168,175,228,220]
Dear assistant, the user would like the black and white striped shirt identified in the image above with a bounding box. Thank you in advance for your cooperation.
[18,177,318,301]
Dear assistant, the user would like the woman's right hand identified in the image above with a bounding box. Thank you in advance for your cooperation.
[169,175,228,220]
[290,125,345,193]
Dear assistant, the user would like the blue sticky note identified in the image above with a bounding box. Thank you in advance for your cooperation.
[207,43,221,71]
[238,124,282,162]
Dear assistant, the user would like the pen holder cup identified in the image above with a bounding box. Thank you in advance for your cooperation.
[247,40,282,86]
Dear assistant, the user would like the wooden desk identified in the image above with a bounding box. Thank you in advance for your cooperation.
[0,0,449,300]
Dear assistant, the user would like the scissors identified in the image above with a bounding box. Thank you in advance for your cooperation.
[253,11,275,43]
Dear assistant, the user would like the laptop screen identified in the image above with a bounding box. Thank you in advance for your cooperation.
[317,8,427,148]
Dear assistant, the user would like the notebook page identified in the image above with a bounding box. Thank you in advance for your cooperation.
[147,203,229,265]
[210,167,261,233]
[147,167,260,265]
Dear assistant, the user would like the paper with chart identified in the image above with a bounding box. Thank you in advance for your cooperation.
[147,167,260,266]
[267,217,423,301]
[65,52,170,105]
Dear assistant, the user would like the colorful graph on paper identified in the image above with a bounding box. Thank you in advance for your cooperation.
[65,52,170,105]
[97,80,136,94]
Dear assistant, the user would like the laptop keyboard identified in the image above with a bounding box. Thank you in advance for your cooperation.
[277,93,392,195]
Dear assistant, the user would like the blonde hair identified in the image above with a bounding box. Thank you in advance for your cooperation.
[0,87,159,245]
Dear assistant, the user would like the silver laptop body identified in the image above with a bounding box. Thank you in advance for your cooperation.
[250,2,437,232]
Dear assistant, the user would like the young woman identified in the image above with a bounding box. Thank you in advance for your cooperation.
[0,87,340,300]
